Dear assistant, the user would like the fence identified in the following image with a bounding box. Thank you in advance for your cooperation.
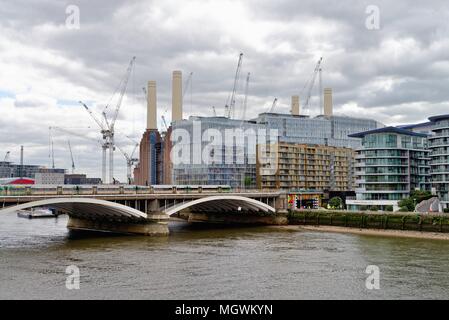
[288,210,449,233]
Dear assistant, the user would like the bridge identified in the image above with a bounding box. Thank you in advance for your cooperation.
[0,185,288,235]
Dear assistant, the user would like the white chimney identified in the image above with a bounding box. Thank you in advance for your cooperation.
[172,71,182,122]
[147,81,157,130]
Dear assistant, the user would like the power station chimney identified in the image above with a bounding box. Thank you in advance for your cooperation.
[291,95,300,116]
[172,70,183,122]
[20,145,23,178]
[147,81,157,130]
[323,88,333,117]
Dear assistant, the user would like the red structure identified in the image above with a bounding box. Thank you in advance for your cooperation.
[0,178,35,185]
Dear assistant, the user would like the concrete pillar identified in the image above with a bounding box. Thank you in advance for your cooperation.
[147,81,157,130]
[291,95,300,116]
[172,71,182,122]
[67,216,169,236]
[323,88,333,116]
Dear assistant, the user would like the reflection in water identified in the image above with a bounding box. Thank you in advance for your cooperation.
[1,212,449,299]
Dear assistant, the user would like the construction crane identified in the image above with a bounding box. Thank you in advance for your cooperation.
[3,151,10,162]
[115,139,139,184]
[68,140,75,174]
[212,106,217,117]
[50,126,102,172]
[48,128,55,169]
[49,127,102,146]
[268,98,278,113]
[79,56,136,184]
[161,115,169,131]
[242,72,250,120]
[224,53,243,119]
[301,57,323,115]
[183,72,193,100]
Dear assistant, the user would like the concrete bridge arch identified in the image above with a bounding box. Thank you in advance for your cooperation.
[164,195,276,216]
[0,198,148,220]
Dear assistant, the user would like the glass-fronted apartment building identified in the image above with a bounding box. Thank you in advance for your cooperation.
[255,113,381,149]
[346,127,430,211]
[428,114,449,209]
[171,116,264,188]
[171,113,380,188]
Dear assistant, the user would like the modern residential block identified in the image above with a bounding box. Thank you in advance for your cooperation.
[347,127,430,211]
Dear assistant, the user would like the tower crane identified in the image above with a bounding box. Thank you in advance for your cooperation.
[301,57,323,115]
[3,151,10,162]
[79,56,136,184]
[49,126,102,180]
[268,98,278,113]
[212,106,217,117]
[183,72,193,100]
[68,140,75,174]
[224,53,243,119]
[49,127,102,146]
[161,115,169,131]
[242,72,250,120]
[115,138,139,184]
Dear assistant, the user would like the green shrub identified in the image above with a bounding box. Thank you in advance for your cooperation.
[328,197,343,209]
[384,205,394,212]
[410,190,433,203]
[399,206,409,212]
[368,206,378,211]
[444,208,449,213]
[398,198,415,212]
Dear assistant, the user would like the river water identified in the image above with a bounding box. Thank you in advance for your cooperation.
[1,212,449,300]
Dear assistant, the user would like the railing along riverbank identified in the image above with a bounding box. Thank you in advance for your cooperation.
[288,210,449,233]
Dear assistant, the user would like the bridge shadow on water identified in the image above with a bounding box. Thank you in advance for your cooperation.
[62,218,288,247]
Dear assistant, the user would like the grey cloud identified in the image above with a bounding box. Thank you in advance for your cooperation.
[2,0,449,179]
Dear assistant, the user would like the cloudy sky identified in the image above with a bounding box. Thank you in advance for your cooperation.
[1,0,449,181]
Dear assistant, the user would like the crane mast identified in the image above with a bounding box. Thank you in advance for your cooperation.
[115,140,139,184]
[68,140,75,174]
[268,98,278,113]
[225,53,243,119]
[79,56,136,184]
[183,72,193,100]
[242,72,250,120]
[161,115,169,131]
[302,57,323,115]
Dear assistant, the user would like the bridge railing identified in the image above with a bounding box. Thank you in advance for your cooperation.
[0,184,276,197]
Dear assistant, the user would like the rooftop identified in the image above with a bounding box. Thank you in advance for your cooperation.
[348,126,429,138]
[429,114,449,122]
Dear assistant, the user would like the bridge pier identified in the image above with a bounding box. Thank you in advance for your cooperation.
[67,213,169,236]
[185,212,288,225]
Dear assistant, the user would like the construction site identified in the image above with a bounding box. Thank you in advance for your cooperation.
[1,53,381,193]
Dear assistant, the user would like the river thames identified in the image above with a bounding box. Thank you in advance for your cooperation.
[1,212,449,299]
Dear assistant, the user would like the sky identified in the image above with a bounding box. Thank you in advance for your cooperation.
[1,0,449,181]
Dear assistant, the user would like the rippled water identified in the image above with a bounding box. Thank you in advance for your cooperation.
[1,212,449,299]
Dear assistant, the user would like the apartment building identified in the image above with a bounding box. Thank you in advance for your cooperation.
[346,127,430,211]
[256,142,355,191]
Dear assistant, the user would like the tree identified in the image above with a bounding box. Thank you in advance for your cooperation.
[384,205,394,212]
[328,196,343,209]
[410,190,433,203]
[398,198,415,212]
[244,176,253,188]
